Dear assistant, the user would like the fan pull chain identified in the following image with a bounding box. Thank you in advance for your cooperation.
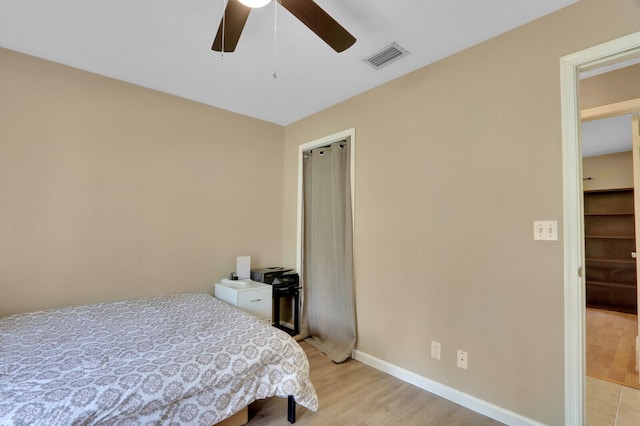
[272,0,278,78]
[221,0,227,59]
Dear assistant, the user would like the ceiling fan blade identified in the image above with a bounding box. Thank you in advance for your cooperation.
[212,0,251,52]
[279,0,356,52]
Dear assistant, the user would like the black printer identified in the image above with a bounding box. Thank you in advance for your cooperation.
[272,271,300,288]
[250,267,293,284]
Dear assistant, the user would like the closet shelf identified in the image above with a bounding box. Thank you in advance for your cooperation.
[585,235,635,239]
[584,188,637,314]
[586,279,636,289]
[584,212,634,216]
[585,257,636,264]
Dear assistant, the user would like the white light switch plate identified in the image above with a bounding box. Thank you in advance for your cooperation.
[533,220,558,241]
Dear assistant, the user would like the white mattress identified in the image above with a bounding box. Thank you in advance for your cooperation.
[0,293,318,425]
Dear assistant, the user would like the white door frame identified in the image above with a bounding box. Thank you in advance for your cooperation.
[561,31,640,425]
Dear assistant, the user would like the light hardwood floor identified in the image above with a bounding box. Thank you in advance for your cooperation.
[586,308,639,389]
[247,342,503,425]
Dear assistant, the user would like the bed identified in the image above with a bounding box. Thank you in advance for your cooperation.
[0,293,318,425]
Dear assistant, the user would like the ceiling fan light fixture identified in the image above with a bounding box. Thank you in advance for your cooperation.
[238,0,271,8]
[212,0,356,53]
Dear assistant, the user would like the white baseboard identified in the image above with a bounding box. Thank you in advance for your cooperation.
[352,349,544,426]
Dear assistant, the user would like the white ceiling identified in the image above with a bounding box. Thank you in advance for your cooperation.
[0,0,577,125]
[582,114,633,158]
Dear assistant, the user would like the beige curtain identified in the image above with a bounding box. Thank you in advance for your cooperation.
[302,140,355,363]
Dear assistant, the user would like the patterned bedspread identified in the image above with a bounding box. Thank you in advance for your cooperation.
[0,293,318,425]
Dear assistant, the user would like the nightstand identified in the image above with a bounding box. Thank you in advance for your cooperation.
[214,279,272,323]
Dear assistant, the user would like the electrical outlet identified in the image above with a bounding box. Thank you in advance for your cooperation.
[431,341,441,360]
[457,350,468,370]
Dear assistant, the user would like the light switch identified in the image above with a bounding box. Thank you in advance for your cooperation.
[534,220,558,241]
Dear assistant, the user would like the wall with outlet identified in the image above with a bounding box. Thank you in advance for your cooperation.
[282,1,640,424]
[457,350,468,370]
[430,341,441,360]
[431,341,468,370]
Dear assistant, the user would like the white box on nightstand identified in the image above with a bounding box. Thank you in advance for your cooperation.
[214,279,272,324]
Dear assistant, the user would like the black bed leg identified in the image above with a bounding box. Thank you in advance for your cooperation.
[287,395,296,423]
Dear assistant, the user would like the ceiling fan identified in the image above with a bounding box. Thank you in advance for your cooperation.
[212,0,356,53]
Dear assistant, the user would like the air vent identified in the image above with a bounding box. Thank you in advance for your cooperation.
[363,43,409,70]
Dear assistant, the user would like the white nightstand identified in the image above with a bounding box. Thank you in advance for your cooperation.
[214,279,272,324]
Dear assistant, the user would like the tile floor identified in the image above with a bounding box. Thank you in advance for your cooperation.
[587,376,640,425]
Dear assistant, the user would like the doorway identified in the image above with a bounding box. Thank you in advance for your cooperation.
[295,128,356,358]
[581,112,639,390]
[561,32,640,425]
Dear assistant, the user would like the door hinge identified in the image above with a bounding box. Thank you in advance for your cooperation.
[578,266,582,278]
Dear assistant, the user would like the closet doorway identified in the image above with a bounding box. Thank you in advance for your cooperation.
[560,32,640,425]
[581,108,640,390]
[295,128,356,362]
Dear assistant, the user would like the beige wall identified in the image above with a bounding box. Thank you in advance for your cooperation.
[0,49,284,316]
[282,0,640,424]
[583,151,634,191]
[581,62,640,109]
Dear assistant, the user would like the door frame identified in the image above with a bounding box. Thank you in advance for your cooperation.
[561,31,640,425]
